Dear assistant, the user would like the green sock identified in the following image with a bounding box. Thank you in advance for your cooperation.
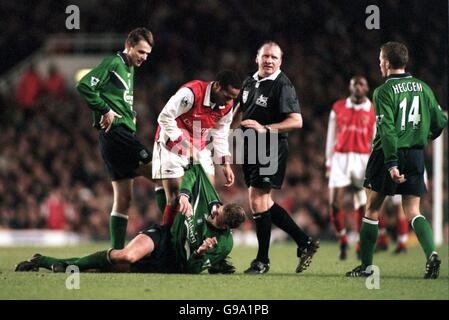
[412,215,436,259]
[72,250,112,271]
[155,187,167,215]
[36,256,79,270]
[110,212,128,249]
[360,218,379,268]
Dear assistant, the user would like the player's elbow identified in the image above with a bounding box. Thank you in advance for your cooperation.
[290,113,303,129]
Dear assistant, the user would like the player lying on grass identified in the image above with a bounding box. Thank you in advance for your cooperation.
[15,165,245,274]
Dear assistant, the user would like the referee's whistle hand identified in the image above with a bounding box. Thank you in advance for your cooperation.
[241,119,264,132]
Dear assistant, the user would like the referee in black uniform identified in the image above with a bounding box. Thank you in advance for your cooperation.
[234,41,320,274]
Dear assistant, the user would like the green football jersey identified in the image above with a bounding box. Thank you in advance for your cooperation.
[170,165,233,274]
[372,73,447,167]
[77,52,137,132]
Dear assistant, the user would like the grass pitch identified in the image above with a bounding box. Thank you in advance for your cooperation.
[0,242,447,300]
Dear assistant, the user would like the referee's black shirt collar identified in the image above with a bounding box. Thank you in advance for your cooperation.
[252,69,282,82]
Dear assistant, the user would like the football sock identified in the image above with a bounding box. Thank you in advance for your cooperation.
[155,187,167,215]
[411,215,436,259]
[331,206,346,245]
[397,216,409,245]
[36,256,79,270]
[360,217,378,268]
[269,203,310,247]
[110,212,128,249]
[162,204,177,226]
[356,207,365,232]
[377,214,388,247]
[254,211,271,264]
[355,208,364,253]
[70,250,112,271]
[38,251,113,271]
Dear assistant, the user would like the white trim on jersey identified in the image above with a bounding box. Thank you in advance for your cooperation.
[345,97,372,111]
[252,69,282,82]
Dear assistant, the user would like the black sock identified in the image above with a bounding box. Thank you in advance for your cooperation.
[254,211,271,264]
[270,203,310,248]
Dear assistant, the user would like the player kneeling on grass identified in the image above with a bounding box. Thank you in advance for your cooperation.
[15,165,245,274]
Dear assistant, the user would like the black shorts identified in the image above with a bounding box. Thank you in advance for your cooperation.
[99,125,151,181]
[242,135,288,189]
[364,148,427,196]
[130,224,178,273]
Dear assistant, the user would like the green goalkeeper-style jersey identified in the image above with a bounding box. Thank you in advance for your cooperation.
[372,72,447,168]
[170,165,233,274]
[77,52,137,132]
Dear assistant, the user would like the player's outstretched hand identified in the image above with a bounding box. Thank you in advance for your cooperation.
[100,110,122,132]
[197,237,217,254]
[178,194,193,217]
[389,167,406,184]
[222,164,234,187]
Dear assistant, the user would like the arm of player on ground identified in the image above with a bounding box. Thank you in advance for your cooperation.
[185,235,233,274]
[325,110,337,168]
[158,87,194,145]
[374,87,398,169]
[426,89,448,140]
[76,57,116,115]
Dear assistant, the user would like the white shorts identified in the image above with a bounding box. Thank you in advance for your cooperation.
[328,152,370,189]
[151,142,215,179]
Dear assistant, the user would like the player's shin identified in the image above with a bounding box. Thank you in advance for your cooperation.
[155,186,167,215]
[331,206,347,245]
[110,211,129,249]
[254,211,272,263]
[270,203,309,247]
[162,204,177,226]
[360,217,379,268]
[411,215,436,259]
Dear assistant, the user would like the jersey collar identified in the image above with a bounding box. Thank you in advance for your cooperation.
[252,69,281,82]
[345,97,371,111]
[385,72,412,82]
[203,82,217,109]
[117,51,132,68]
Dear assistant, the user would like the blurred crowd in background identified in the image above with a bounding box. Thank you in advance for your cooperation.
[0,0,447,242]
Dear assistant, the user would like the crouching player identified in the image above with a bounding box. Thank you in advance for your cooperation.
[15,165,245,274]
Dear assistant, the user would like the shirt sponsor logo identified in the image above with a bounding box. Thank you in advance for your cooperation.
[256,95,268,108]
[123,90,133,105]
[242,90,249,103]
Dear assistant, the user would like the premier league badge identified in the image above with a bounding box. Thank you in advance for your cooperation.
[242,90,249,103]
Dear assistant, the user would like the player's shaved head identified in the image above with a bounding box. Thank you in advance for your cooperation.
[257,41,283,58]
